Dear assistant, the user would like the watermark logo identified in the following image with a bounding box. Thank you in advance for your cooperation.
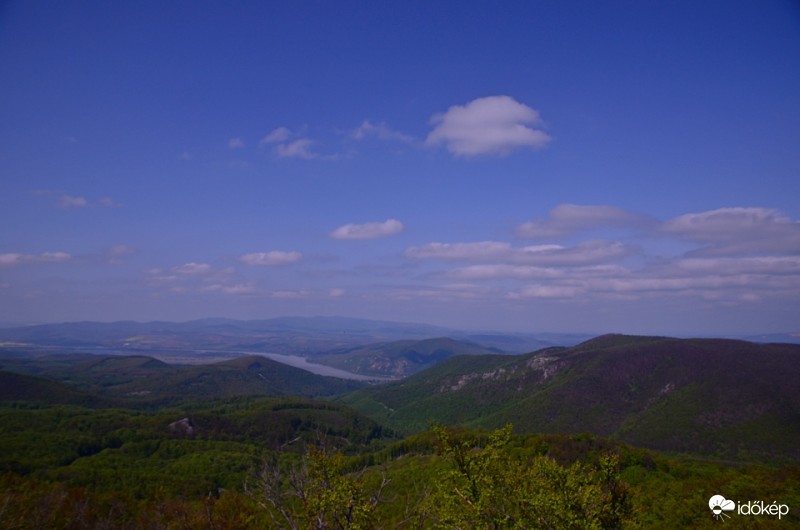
[709,495,735,521]
[709,494,790,522]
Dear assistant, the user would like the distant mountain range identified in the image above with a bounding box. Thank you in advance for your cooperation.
[340,334,800,463]
[0,316,591,357]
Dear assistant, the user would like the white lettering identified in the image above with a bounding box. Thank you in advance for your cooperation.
[737,500,790,520]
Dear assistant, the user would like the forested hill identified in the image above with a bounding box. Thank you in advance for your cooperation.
[341,334,800,463]
[0,353,364,405]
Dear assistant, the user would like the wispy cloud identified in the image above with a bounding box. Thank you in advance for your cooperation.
[425,95,551,156]
[516,204,646,238]
[270,289,309,299]
[173,262,213,275]
[228,137,245,149]
[203,282,257,295]
[0,251,72,266]
[98,196,120,207]
[240,251,302,266]
[58,195,88,208]
[146,263,251,295]
[406,240,630,265]
[276,138,317,159]
[330,219,404,240]
[53,193,119,209]
[660,207,800,256]
[260,127,319,159]
[351,120,414,143]
[261,127,292,144]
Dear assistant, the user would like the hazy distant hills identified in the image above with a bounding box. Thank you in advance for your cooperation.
[341,334,800,463]
[0,352,363,405]
[314,337,503,378]
[0,317,589,357]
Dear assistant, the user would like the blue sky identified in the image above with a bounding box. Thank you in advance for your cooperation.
[1,1,799,334]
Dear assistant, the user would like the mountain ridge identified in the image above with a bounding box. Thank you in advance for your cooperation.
[340,334,800,463]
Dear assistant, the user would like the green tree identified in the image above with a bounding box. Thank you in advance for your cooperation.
[423,424,638,529]
[250,446,388,529]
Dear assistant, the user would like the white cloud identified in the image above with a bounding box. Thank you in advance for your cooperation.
[397,204,800,305]
[109,245,134,256]
[660,207,800,256]
[0,253,25,266]
[352,120,414,143]
[0,251,72,266]
[98,196,119,207]
[58,195,88,208]
[228,137,245,149]
[271,290,309,299]
[329,288,346,297]
[173,262,212,275]
[38,252,72,262]
[261,127,292,144]
[495,253,800,302]
[204,282,257,295]
[240,251,302,266]
[447,264,563,280]
[507,285,582,299]
[276,139,316,159]
[330,219,404,240]
[517,204,644,238]
[405,241,512,260]
[446,263,627,281]
[425,95,551,156]
[406,239,629,266]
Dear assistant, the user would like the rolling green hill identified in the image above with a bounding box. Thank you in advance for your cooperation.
[340,334,800,463]
[315,337,503,378]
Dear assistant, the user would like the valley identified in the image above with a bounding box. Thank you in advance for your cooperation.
[0,318,798,527]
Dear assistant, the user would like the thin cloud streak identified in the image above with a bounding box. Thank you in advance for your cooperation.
[330,219,404,240]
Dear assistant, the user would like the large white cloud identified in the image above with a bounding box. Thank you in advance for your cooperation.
[425,95,551,156]
[330,219,404,240]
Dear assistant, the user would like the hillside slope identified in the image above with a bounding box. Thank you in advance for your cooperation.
[341,335,800,462]
[0,353,364,404]
[315,337,503,378]
[0,371,106,406]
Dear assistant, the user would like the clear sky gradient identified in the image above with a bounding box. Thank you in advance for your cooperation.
[1,1,799,334]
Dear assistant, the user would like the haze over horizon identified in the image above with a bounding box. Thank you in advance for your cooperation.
[2,1,799,335]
